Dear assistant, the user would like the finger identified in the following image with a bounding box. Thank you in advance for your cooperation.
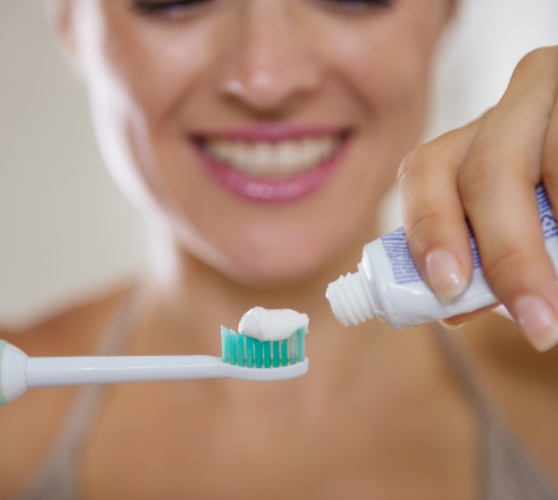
[458,47,558,352]
[398,117,485,302]
[542,89,558,214]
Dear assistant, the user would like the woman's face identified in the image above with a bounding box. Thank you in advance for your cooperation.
[65,0,450,286]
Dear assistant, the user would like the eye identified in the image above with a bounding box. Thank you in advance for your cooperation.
[132,0,212,19]
[321,0,393,13]
[329,0,391,3]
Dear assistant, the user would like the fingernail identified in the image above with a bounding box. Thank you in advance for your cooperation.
[438,320,466,331]
[513,295,558,352]
[425,250,468,302]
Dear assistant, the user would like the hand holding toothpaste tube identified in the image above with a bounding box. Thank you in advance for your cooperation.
[397,46,558,350]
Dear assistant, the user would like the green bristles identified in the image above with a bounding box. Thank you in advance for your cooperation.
[263,342,271,368]
[281,340,288,366]
[272,341,280,368]
[255,339,263,368]
[237,335,245,366]
[297,328,304,362]
[221,327,306,368]
[246,336,254,368]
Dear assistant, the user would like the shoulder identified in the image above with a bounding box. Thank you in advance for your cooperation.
[1,283,133,356]
[0,283,133,498]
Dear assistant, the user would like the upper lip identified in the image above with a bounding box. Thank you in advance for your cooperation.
[190,124,351,143]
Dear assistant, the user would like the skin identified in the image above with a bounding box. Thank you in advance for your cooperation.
[1,0,557,498]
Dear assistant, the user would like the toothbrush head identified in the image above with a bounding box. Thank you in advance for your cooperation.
[220,326,308,378]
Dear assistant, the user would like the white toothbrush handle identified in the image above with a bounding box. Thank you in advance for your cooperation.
[0,341,308,406]
[26,355,305,386]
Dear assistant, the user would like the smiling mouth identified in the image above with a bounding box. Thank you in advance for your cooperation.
[199,135,343,178]
[190,127,351,202]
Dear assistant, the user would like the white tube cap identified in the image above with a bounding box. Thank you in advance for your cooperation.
[326,270,375,327]
[0,341,28,406]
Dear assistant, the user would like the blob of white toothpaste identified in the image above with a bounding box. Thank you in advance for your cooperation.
[239,307,309,342]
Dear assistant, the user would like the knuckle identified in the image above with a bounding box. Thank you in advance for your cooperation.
[398,142,453,187]
[458,148,508,205]
[398,148,426,185]
[516,47,556,74]
[511,47,558,100]
[406,208,439,233]
[404,209,445,253]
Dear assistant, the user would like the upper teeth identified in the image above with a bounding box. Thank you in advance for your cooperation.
[203,136,339,176]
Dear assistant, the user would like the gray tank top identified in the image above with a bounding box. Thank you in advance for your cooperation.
[14,296,558,499]
[432,324,558,499]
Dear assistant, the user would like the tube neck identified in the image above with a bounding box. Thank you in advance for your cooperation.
[326,267,376,327]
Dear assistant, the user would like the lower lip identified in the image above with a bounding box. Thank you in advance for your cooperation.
[191,138,348,203]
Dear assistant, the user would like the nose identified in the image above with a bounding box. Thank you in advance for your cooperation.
[219,0,323,112]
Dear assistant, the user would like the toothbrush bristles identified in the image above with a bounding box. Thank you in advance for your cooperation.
[221,327,306,368]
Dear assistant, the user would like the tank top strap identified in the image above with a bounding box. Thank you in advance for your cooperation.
[431,322,492,419]
[431,322,558,500]
[17,287,143,500]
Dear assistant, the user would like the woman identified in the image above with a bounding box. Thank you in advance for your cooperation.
[1,0,557,498]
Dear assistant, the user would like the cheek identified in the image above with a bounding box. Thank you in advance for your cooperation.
[84,8,223,217]
[99,16,216,124]
[323,5,441,146]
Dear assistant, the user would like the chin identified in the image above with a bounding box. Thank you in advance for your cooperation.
[221,261,325,289]
[213,237,346,289]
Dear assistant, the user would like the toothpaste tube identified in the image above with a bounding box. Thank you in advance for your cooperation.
[326,185,558,329]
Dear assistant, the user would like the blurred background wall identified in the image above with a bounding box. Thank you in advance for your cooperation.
[0,0,149,327]
[0,0,557,328]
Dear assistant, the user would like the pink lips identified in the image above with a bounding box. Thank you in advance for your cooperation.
[190,125,350,202]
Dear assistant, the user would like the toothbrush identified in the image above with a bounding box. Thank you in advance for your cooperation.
[0,327,308,406]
